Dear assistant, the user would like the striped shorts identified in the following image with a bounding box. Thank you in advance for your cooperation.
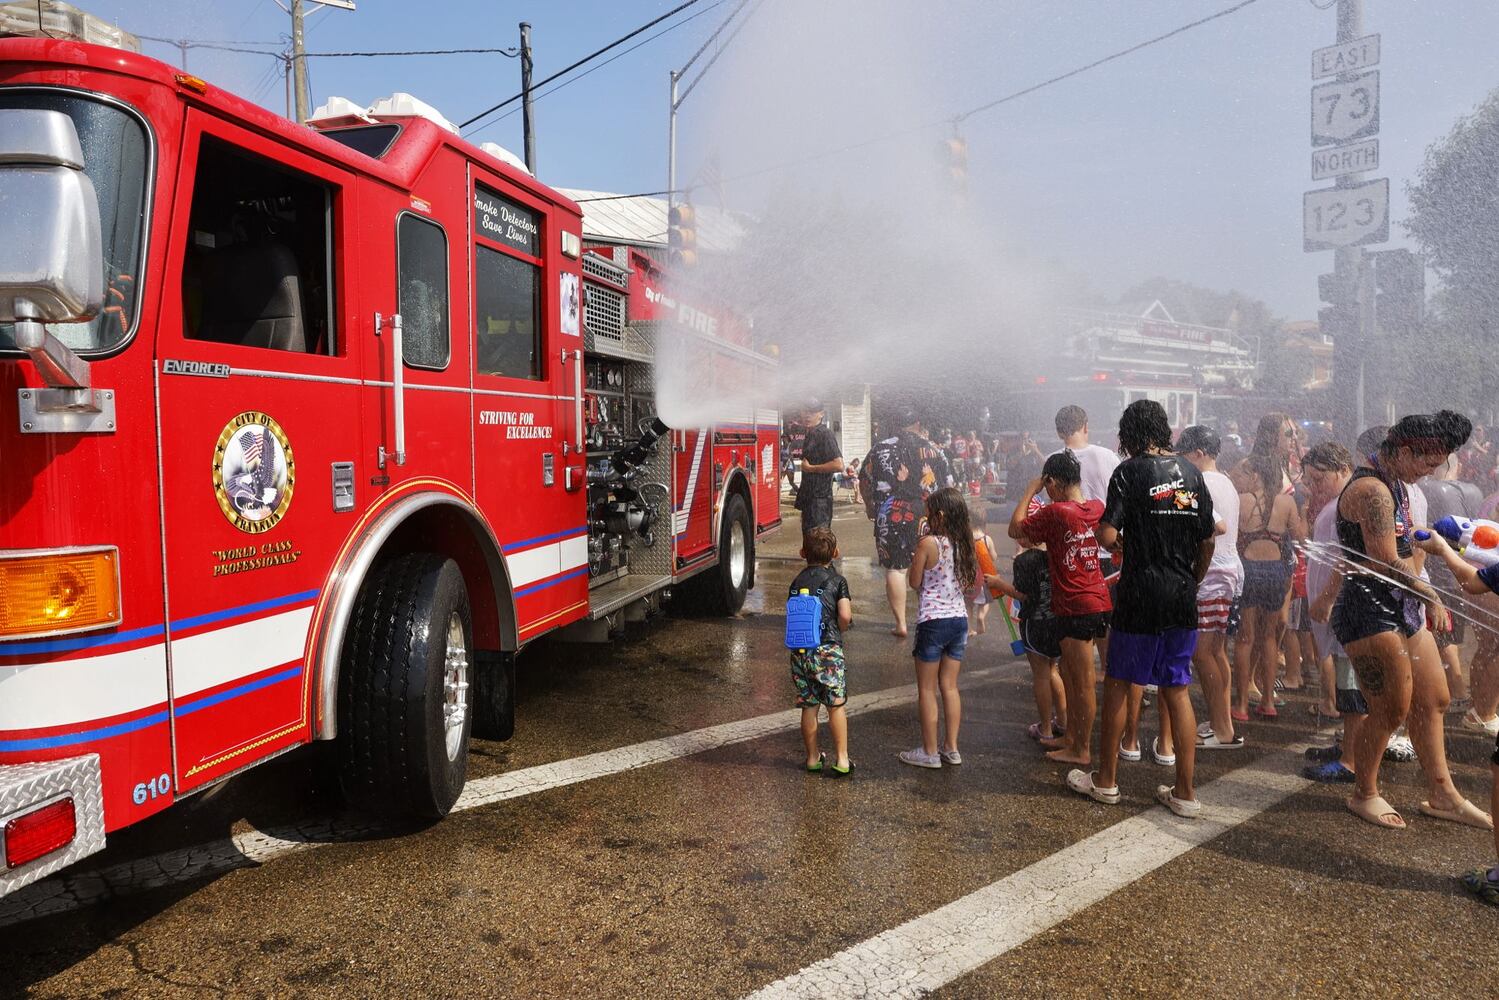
[1197,578,1240,634]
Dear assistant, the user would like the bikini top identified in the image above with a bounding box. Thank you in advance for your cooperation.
[1238,491,1288,559]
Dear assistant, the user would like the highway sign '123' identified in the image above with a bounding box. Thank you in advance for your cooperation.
[1303,178,1389,252]
[1311,71,1379,146]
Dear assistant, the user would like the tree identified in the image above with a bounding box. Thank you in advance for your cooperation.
[1403,86,1499,418]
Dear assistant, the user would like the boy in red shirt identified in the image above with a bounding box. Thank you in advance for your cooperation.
[1010,451,1113,765]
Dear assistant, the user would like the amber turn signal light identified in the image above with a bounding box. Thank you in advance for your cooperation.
[0,547,121,641]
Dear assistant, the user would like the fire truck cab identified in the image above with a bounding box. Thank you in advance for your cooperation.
[0,19,778,898]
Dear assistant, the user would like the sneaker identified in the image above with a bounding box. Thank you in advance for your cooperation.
[1198,731,1245,750]
[1151,737,1176,766]
[1155,784,1202,818]
[1197,721,1215,739]
[1302,760,1355,783]
[1304,743,1341,762]
[899,748,942,769]
[939,748,963,765]
[1066,769,1121,804]
[1118,740,1143,762]
[1462,710,1499,737]
[1384,735,1417,762]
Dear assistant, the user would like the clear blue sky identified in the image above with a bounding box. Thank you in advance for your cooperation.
[86,1,1499,319]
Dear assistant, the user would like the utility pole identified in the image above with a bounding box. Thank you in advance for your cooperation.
[520,22,536,173]
[291,0,310,123]
[283,52,293,120]
[1331,0,1367,443]
[667,70,679,211]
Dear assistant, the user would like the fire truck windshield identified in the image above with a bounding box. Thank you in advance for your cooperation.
[0,89,150,355]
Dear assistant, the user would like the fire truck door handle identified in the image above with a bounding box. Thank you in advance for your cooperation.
[391,313,407,466]
[570,349,583,453]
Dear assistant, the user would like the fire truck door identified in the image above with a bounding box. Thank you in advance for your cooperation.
[469,174,589,641]
[155,113,360,793]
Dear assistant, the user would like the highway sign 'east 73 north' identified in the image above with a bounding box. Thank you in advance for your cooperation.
[1312,71,1379,146]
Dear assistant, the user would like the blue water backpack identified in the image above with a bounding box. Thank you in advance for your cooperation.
[785,582,828,651]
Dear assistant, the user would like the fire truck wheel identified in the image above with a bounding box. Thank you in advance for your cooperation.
[337,552,474,820]
[704,492,753,615]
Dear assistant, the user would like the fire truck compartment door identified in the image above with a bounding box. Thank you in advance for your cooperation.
[155,111,360,792]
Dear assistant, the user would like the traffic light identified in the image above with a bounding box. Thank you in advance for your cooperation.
[939,135,967,193]
[1317,268,1356,337]
[1374,248,1424,334]
[668,202,697,269]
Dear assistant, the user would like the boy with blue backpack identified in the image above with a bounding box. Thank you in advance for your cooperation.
[787,527,855,775]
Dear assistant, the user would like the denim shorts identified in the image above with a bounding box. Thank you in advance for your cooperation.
[914,616,968,662]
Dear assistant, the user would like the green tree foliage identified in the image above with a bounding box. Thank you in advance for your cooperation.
[1403,87,1499,418]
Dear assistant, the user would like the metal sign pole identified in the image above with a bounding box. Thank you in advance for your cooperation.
[1332,0,1365,445]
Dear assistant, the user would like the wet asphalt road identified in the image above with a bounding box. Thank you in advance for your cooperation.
[6,498,1499,998]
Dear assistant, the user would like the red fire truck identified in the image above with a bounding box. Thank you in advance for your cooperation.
[0,22,779,897]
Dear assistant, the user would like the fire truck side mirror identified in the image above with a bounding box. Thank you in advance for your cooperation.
[0,109,104,390]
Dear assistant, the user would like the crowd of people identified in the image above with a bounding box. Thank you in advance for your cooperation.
[782,397,1499,908]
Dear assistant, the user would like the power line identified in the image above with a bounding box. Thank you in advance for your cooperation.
[304,47,518,58]
[458,0,709,132]
[476,0,727,131]
[952,0,1263,123]
[590,0,1265,203]
[676,0,765,106]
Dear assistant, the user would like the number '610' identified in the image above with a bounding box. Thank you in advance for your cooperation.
[133,772,172,805]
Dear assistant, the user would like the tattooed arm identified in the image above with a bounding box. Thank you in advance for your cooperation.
[1345,478,1437,603]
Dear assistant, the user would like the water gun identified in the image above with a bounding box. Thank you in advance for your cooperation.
[974,536,1003,600]
[999,598,1026,658]
[1417,516,1499,568]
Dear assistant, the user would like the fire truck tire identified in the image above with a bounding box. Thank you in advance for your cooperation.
[700,493,753,615]
[337,552,473,820]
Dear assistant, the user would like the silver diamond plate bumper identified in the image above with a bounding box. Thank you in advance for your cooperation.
[0,755,105,899]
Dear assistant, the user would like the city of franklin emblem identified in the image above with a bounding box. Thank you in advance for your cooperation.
[213,411,295,533]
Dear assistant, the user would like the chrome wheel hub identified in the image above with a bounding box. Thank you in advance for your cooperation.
[442,612,469,762]
[728,519,747,588]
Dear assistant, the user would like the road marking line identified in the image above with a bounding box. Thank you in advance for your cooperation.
[747,756,1313,999]
[0,666,1006,927]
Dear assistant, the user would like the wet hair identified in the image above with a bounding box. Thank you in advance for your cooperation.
[925,487,977,591]
[1244,454,1281,496]
[1356,425,1390,456]
[1054,405,1088,438]
[1042,449,1082,485]
[1303,441,1354,473]
[1251,413,1294,457]
[1117,400,1172,458]
[1384,410,1472,457]
[802,527,838,565]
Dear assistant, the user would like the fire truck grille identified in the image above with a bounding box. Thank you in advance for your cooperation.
[585,283,625,346]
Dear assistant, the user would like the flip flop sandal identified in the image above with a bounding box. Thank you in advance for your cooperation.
[1198,732,1245,750]
[806,753,826,773]
[828,761,855,778]
[1347,794,1406,830]
[1460,868,1499,906]
[1419,799,1494,830]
